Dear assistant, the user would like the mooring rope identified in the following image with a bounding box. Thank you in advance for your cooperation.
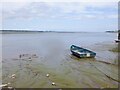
[89,62,119,83]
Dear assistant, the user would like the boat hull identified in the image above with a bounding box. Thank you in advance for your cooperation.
[70,45,96,58]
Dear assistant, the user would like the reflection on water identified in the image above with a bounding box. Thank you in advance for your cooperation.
[2,32,118,88]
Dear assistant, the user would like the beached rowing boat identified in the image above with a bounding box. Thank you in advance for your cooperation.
[70,45,96,58]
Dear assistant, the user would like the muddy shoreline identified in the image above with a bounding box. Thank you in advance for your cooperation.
[2,32,118,88]
[2,41,118,88]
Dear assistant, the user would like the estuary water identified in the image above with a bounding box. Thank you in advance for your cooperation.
[2,32,117,63]
[2,32,118,88]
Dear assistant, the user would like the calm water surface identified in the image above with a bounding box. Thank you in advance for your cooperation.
[3,32,117,63]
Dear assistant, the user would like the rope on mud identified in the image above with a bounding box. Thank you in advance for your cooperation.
[95,56,117,65]
[89,62,120,83]
[97,60,116,65]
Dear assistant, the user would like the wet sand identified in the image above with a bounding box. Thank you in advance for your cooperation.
[2,32,118,88]
[2,43,118,88]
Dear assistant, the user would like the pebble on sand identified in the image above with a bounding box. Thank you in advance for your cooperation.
[7,83,11,85]
[32,54,36,57]
[11,74,16,77]
[52,82,56,86]
[28,57,32,59]
[8,74,16,79]
[46,74,49,77]
[8,86,13,89]
[32,54,38,58]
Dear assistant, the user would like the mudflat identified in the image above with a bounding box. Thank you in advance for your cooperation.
[2,32,118,88]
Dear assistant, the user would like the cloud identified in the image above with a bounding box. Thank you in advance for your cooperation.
[2,2,118,20]
[107,14,118,19]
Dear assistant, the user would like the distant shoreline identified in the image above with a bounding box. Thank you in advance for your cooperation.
[0,30,118,34]
[0,30,99,34]
[106,30,118,33]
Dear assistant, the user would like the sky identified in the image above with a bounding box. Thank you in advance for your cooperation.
[1,0,119,32]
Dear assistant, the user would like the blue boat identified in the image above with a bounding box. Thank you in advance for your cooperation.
[70,45,96,58]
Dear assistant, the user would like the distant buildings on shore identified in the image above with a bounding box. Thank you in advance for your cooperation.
[106,30,118,33]
[106,31,116,33]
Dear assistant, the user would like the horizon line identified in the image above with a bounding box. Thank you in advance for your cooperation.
[0,29,117,32]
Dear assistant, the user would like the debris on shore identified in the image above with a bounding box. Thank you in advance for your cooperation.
[0,84,8,87]
[18,54,39,60]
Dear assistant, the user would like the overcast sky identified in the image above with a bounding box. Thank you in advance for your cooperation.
[1,0,118,32]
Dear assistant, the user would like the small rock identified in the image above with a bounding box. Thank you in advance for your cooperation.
[19,55,22,58]
[46,74,49,77]
[52,82,56,86]
[32,54,38,58]
[7,83,11,85]
[11,74,16,77]
[8,86,13,89]
[28,57,32,59]
[33,54,36,56]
